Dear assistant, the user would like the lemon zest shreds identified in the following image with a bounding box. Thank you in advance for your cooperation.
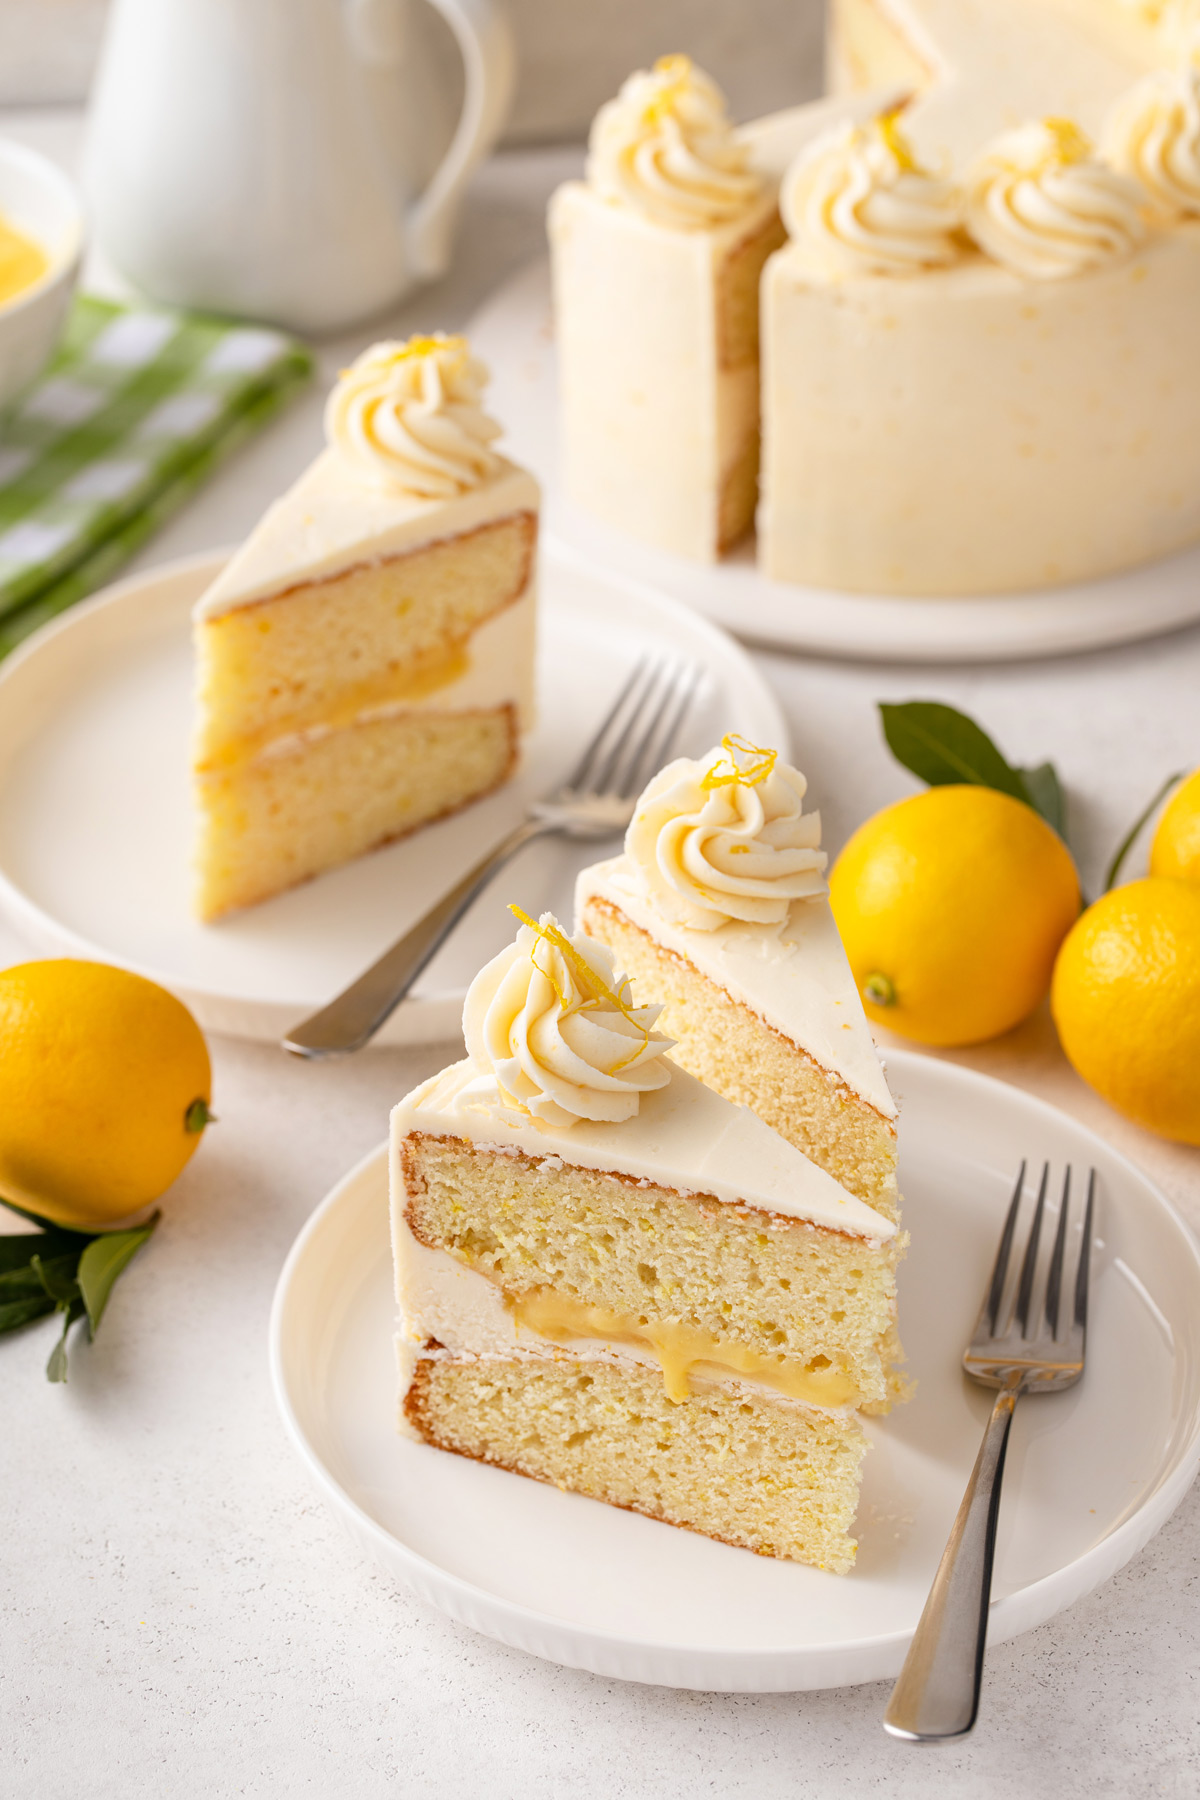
[507,905,655,1073]
[1042,116,1092,166]
[643,54,694,126]
[876,103,919,173]
[699,733,779,791]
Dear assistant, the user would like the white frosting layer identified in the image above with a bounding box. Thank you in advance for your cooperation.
[392,1054,895,1240]
[463,913,673,1128]
[781,111,965,278]
[194,453,539,619]
[577,854,897,1121]
[964,118,1147,279]
[325,336,504,499]
[1103,64,1200,217]
[588,54,763,231]
[626,745,826,930]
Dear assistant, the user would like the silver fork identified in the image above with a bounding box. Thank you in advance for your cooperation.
[884,1161,1096,1742]
[281,655,703,1057]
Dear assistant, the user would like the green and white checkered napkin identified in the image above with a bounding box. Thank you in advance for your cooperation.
[0,295,313,658]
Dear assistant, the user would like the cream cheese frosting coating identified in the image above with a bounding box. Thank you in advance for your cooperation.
[780,108,965,279]
[626,737,827,931]
[393,1054,895,1239]
[1103,64,1200,216]
[463,910,674,1129]
[586,53,763,231]
[964,117,1148,279]
[324,334,504,498]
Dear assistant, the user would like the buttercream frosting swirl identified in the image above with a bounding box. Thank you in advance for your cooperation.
[964,118,1147,280]
[325,335,504,499]
[463,910,674,1129]
[780,109,965,278]
[1103,66,1200,218]
[587,54,763,231]
[626,737,828,932]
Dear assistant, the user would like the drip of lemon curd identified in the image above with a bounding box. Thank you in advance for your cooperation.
[0,215,49,307]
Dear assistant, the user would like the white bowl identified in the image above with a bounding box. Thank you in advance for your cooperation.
[0,139,83,411]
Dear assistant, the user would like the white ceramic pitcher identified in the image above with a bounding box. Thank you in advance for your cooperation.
[83,0,514,333]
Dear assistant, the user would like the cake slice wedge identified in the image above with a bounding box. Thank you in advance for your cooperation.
[576,738,899,1221]
[192,334,538,919]
[392,908,901,1571]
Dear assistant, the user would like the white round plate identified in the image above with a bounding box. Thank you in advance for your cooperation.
[270,1051,1200,1692]
[0,547,785,1044]
[469,258,1200,666]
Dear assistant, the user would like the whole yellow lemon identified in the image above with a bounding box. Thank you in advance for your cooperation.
[1051,878,1200,1144]
[1149,768,1200,885]
[829,785,1081,1046]
[0,959,212,1229]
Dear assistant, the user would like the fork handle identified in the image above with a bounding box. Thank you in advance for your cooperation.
[281,816,552,1058]
[883,1376,1020,1741]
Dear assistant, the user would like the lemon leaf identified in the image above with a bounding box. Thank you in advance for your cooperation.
[1104,771,1186,892]
[879,702,1031,804]
[0,1293,55,1333]
[1018,761,1066,838]
[0,1225,92,1276]
[31,1252,81,1305]
[45,1298,84,1383]
[77,1214,159,1338]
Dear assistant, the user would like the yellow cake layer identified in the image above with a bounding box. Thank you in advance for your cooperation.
[401,1131,900,1409]
[194,511,535,766]
[578,894,900,1221]
[404,1352,867,1571]
[194,705,515,919]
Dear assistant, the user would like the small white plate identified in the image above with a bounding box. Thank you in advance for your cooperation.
[468,259,1200,666]
[0,546,785,1044]
[270,1051,1200,1692]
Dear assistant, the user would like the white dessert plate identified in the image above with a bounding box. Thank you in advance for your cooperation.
[0,546,786,1044]
[270,1050,1200,1693]
[468,258,1200,666]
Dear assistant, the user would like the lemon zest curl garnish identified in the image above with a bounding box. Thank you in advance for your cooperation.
[507,906,656,1075]
[698,733,779,792]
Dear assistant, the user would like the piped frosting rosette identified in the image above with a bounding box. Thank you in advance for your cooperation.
[964,118,1147,280]
[781,108,965,279]
[463,908,674,1129]
[325,334,504,498]
[626,736,828,932]
[1103,64,1200,218]
[587,54,763,230]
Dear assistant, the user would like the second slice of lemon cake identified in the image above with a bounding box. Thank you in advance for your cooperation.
[192,335,538,919]
[392,908,900,1571]
[576,737,899,1221]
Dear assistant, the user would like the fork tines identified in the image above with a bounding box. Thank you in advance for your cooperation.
[978,1161,1096,1347]
[564,656,705,801]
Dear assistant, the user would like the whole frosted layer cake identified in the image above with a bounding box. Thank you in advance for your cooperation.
[191,334,538,918]
[391,908,904,1571]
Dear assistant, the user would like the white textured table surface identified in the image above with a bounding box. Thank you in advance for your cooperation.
[5,114,1200,1800]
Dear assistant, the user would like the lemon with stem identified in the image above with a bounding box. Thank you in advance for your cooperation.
[0,960,213,1229]
[829,785,1080,1046]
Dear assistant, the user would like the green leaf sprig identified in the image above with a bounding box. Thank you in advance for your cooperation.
[879,702,1067,841]
[0,1202,158,1383]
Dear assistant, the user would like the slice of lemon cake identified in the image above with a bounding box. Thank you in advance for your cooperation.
[191,335,538,919]
[576,737,899,1221]
[392,909,900,1571]
[548,56,785,562]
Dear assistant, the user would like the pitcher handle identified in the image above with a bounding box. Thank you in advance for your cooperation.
[402,0,515,281]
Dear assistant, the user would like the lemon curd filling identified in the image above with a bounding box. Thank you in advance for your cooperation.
[0,213,49,307]
[508,1286,861,1406]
